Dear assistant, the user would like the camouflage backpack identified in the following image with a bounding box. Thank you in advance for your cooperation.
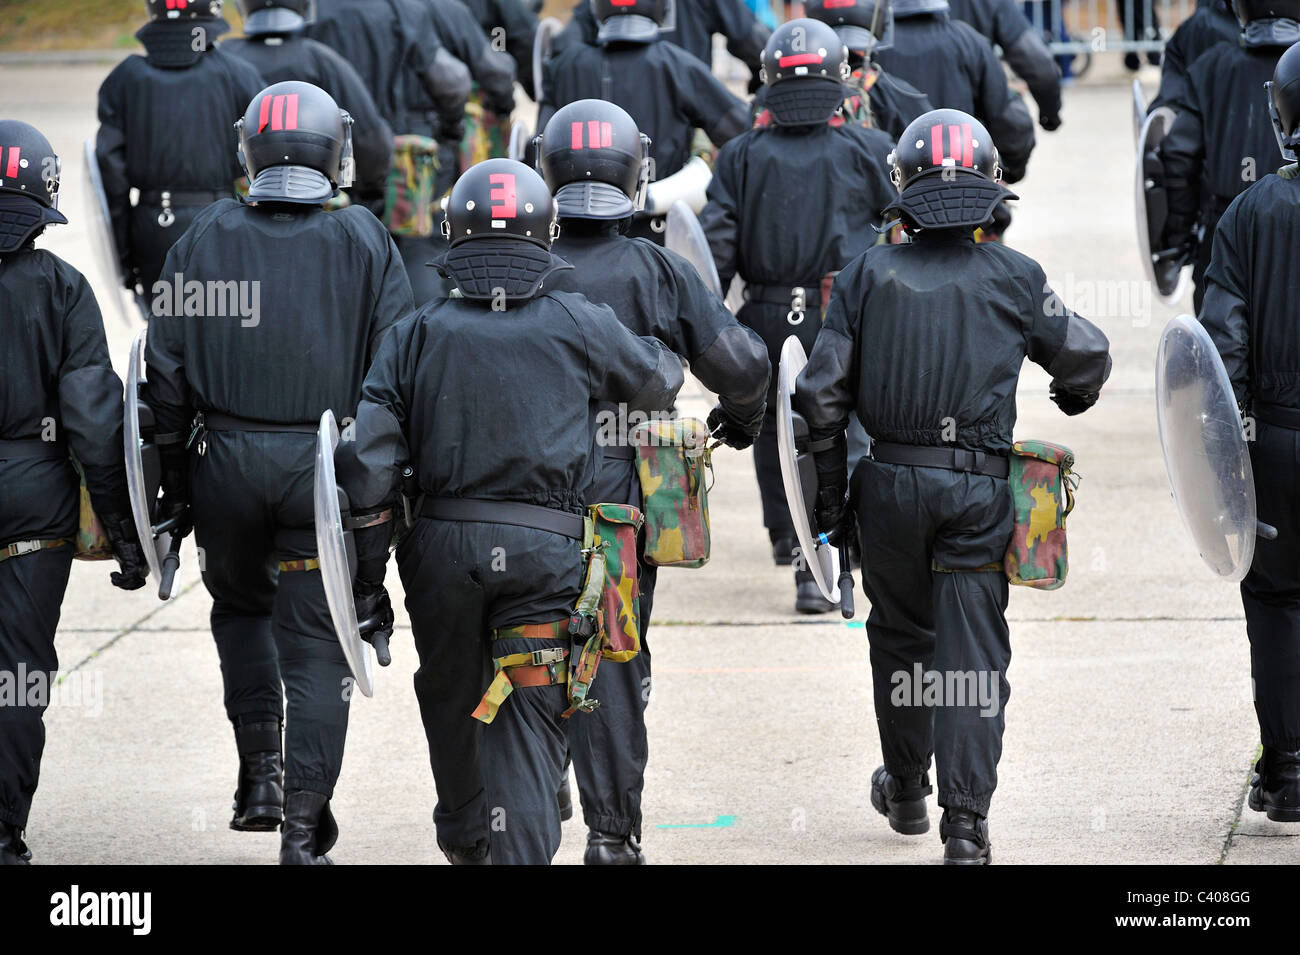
[631,417,713,568]
[1004,440,1077,589]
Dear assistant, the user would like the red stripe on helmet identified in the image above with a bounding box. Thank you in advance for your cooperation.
[283,94,299,131]
[778,53,824,67]
[271,94,285,131]
[257,96,272,133]
[961,123,973,166]
[930,124,943,166]
[4,147,18,179]
[600,122,612,148]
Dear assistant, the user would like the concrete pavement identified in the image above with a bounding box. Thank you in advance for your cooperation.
[2,61,1295,864]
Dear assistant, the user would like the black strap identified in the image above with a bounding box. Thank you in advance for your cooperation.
[870,441,1010,479]
[0,438,66,461]
[744,282,824,305]
[1253,403,1300,431]
[421,497,585,541]
[202,412,318,434]
[137,189,226,205]
[602,445,637,461]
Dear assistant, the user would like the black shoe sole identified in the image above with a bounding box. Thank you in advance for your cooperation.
[231,809,283,832]
[943,849,992,865]
[870,786,930,835]
[795,597,836,615]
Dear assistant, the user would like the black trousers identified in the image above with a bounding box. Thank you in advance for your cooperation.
[1242,421,1300,751]
[853,459,1014,817]
[568,456,658,840]
[398,517,579,865]
[0,546,73,830]
[192,430,352,797]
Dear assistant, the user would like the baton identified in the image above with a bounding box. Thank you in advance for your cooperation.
[1257,521,1279,541]
[158,535,182,600]
[836,544,855,620]
[371,633,392,668]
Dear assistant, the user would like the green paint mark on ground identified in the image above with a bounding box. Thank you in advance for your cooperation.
[656,814,736,830]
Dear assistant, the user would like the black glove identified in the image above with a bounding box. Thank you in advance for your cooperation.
[155,445,192,538]
[1039,111,1062,132]
[813,484,854,546]
[354,581,394,667]
[100,512,148,591]
[1050,386,1097,417]
[707,403,760,451]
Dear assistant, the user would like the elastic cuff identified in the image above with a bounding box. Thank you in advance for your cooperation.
[0,806,29,828]
[884,757,932,780]
[938,789,993,818]
[584,810,639,841]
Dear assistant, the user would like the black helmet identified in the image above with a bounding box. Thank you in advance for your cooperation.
[891,0,948,17]
[884,108,1016,231]
[147,0,224,20]
[1234,0,1300,26]
[806,0,895,55]
[537,100,652,220]
[236,81,354,204]
[0,120,67,254]
[1268,40,1300,160]
[237,0,312,36]
[759,18,851,127]
[438,158,570,301]
[591,0,671,45]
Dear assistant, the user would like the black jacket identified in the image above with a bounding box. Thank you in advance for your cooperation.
[420,0,517,115]
[549,219,769,430]
[1150,0,1239,112]
[463,0,540,98]
[222,33,395,202]
[1201,171,1300,411]
[338,288,684,516]
[700,122,896,289]
[948,0,1062,123]
[1,247,129,543]
[539,38,750,182]
[144,199,412,445]
[875,12,1036,181]
[794,231,1112,455]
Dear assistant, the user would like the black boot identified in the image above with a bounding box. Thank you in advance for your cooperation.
[795,578,835,614]
[584,829,645,865]
[230,720,283,832]
[557,774,573,822]
[438,836,492,865]
[771,535,796,566]
[1248,747,1300,822]
[870,766,932,835]
[0,821,31,865]
[940,808,991,865]
[279,791,338,865]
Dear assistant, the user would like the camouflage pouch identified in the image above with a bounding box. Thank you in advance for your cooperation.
[631,417,713,568]
[71,457,113,561]
[383,134,440,237]
[588,502,644,662]
[1004,440,1077,590]
[457,89,511,177]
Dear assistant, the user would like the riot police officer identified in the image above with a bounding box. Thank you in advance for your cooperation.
[0,121,146,865]
[1198,41,1300,823]
[700,18,896,614]
[874,0,1036,187]
[947,0,1063,131]
[223,0,395,211]
[1159,0,1299,311]
[1149,0,1239,113]
[337,159,684,865]
[95,0,266,310]
[795,109,1111,863]
[539,0,752,243]
[539,100,770,863]
[143,82,414,864]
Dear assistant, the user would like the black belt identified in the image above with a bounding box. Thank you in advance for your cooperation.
[137,189,226,206]
[745,282,823,306]
[1253,404,1300,431]
[201,412,317,434]
[420,497,585,541]
[0,438,66,461]
[869,441,1009,479]
[602,445,637,461]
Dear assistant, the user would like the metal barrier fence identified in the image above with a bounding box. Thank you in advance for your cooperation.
[1024,0,1199,53]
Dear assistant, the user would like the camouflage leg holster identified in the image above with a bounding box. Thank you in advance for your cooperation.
[471,536,608,725]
